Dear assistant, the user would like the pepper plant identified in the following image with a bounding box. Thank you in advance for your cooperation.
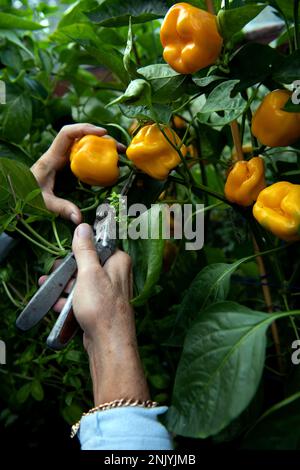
[1,0,300,451]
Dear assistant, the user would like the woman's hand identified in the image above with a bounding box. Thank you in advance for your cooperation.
[31,124,126,224]
[39,223,150,406]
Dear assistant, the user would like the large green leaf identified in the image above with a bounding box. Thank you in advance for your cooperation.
[172,256,252,339]
[230,43,281,91]
[272,50,300,84]
[124,204,165,306]
[165,301,272,438]
[0,141,31,165]
[0,12,44,30]
[2,93,32,144]
[85,0,169,27]
[0,158,51,218]
[217,4,265,42]
[137,64,187,104]
[52,24,129,84]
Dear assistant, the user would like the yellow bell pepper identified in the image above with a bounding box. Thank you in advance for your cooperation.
[252,89,300,147]
[160,2,223,74]
[126,123,187,180]
[70,135,119,186]
[173,115,187,129]
[253,181,300,241]
[224,156,266,207]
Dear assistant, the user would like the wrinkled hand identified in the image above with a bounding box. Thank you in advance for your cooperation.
[31,123,126,224]
[39,223,149,404]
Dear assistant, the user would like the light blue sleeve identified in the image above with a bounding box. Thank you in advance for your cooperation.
[78,406,173,450]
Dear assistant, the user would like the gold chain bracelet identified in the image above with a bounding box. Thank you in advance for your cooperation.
[71,398,159,438]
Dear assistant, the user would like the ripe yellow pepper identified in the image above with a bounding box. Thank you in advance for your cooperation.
[160,3,223,74]
[126,124,187,180]
[173,115,187,129]
[70,135,119,186]
[253,182,300,241]
[252,90,300,147]
[224,157,266,207]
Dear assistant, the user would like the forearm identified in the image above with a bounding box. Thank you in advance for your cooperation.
[87,337,150,406]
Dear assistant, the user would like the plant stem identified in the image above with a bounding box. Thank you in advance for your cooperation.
[81,198,100,213]
[20,219,59,251]
[294,0,299,50]
[205,0,215,14]
[15,226,63,256]
[230,120,244,161]
[252,236,283,371]
[230,118,283,371]
[52,219,64,251]
[169,175,228,203]
[2,281,22,308]
[106,122,131,146]
[158,124,194,186]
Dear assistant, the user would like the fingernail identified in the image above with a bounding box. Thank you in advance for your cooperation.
[71,212,80,224]
[76,224,92,239]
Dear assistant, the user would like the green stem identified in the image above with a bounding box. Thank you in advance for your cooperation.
[20,219,59,251]
[52,219,64,251]
[2,281,22,308]
[169,175,228,204]
[81,198,100,213]
[172,93,202,116]
[15,226,63,256]
[106,123,131,146]
[158,124,194,186]
[294,0,299,50]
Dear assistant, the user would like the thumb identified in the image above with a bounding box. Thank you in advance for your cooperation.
[44,193,82,225]
[72,224,100,271]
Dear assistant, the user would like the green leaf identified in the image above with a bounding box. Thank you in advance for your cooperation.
[58,0,95,28]
[125,205,165,306]
[193,75,224,88]
[0,44,22,70]
[242,392,300,449]
[0,12,44,30]
[165,301,271,438]
[217,5,265,42]
[0,158,51,218]
[61,403,83,425]
[24,189,42,204]
[31,380,44,401]
[0,141,31,165]
[108,79,151,107]
[137,64,186,103]
[230,43,281,91]
[52,24,128,84]
[2,93,32,144]
[120,103,172,123]
[283,98,300,112]
[16,383,31,404]
[172,256,251,339]
[198,80,246,126]
[272,50,300,84]
[86,0,169,27]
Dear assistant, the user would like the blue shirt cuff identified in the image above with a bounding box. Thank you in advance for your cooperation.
[78,406,173,450]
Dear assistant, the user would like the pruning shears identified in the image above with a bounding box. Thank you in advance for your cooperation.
[15,171,136,350]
